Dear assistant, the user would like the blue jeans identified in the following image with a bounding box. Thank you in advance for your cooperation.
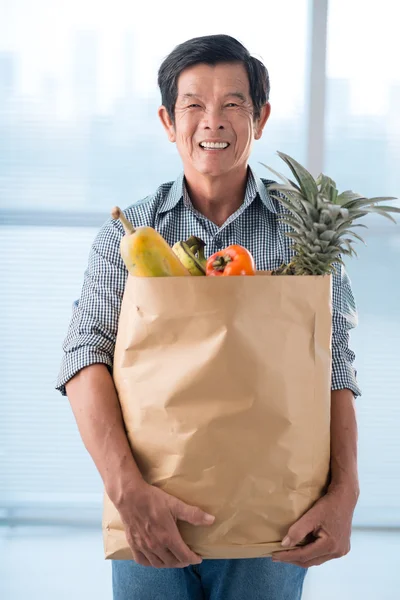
[112,557,307,599]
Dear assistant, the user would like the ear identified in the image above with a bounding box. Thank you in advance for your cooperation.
[158,106,176,143]
[254,102,271,140]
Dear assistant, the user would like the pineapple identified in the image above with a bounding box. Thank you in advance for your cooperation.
[261,152,400,276]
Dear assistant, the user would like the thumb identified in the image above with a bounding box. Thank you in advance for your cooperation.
[282,507,318,547]
[171,498,215,527]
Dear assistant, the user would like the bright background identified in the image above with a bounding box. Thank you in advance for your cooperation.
[1,1,399,599]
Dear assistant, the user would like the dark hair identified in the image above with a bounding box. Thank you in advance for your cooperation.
[157,34,270,123]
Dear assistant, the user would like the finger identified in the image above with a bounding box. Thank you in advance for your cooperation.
[273,536,329,564]
[135,532,186,569]
[155,546,190,569]
[283,509,320,547]
[158,512,203,565]
[275,560,309,569]
[171,498,215,527]
[132,545,165,569]
[168,530,203,565]
[131,550,152,567]
[143,550,166,569]
[278,554,331,569]
[301,554,332,568]
[129,538,165,568]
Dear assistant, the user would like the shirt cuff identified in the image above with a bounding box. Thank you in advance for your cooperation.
[55,347,113,396]
[331,360,362,398]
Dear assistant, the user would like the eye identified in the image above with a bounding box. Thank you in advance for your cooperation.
[225,103,238,108]
[188,104,201,108]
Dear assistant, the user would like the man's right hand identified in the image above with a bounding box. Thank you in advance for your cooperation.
[117,481,215,568]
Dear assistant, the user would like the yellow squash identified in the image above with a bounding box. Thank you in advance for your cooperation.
[111,207,190,277]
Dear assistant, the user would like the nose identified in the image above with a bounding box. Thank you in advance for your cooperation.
[201,107,225,131]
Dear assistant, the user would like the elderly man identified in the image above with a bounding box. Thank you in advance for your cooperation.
[57,34,360,600]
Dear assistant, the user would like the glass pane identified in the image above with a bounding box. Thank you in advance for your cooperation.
[0,226,104,512]
[1,0,308,213]
[326,0,400,526]
[326,0,400,207]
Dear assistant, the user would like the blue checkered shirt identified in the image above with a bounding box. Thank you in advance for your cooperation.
[56,167,361,398]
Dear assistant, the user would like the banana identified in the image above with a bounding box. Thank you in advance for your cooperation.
[172,237,207,276]
[185,236,207,270]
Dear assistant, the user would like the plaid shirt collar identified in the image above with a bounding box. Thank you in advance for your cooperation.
[158,166,277,215]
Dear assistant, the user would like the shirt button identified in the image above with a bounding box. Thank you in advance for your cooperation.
[215,239,223,250]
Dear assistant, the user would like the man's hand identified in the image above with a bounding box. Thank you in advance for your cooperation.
[118,481,215,569]
[272,484,358,568]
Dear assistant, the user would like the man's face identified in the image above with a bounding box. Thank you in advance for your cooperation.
[159,62,270,179]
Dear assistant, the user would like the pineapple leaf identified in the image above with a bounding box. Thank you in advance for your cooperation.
[260,164,302,192]
[319,240,332,250]
[339,229,367,245]
[317,174,339,204]
[277,218,305,233]
[267,185,305,207]
[273,197,310,222]
[267,183,294,192]
[297,199,320,221]
[370,205,400,213]
[344,196,397,210]
[349,212,369,221]
[318,230,337,242]
[368,196,397,203]
[267,183,303,196]
[365,208,397,224]
[269,189,310,214]
[276,152,319,206]
[285,232,303,242]
[277,212,306,225]
[336,190,366,205]
[340,245,355,258]
[329,186,339,205]
[317,173,337,193]
[335,220,368,235]
[342,239,358,258]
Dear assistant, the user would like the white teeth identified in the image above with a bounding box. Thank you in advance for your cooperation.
[200,142,229,149]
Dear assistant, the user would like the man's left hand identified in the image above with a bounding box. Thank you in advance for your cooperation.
[272,485,358,568]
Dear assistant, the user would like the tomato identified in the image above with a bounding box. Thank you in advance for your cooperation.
[206,245,256,276]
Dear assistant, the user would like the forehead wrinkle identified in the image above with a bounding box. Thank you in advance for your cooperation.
[178,91,248,102]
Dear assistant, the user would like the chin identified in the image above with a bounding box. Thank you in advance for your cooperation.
[193,162,234,178]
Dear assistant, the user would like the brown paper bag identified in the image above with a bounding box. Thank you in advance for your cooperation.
[103,272,332,559]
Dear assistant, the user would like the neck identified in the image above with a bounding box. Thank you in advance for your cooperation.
[184,166,249,227]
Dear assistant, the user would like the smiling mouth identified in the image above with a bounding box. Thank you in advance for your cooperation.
[199,142,230,150]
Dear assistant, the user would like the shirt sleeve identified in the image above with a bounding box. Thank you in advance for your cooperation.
[55,218,127,396]
[331,263,362,398]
